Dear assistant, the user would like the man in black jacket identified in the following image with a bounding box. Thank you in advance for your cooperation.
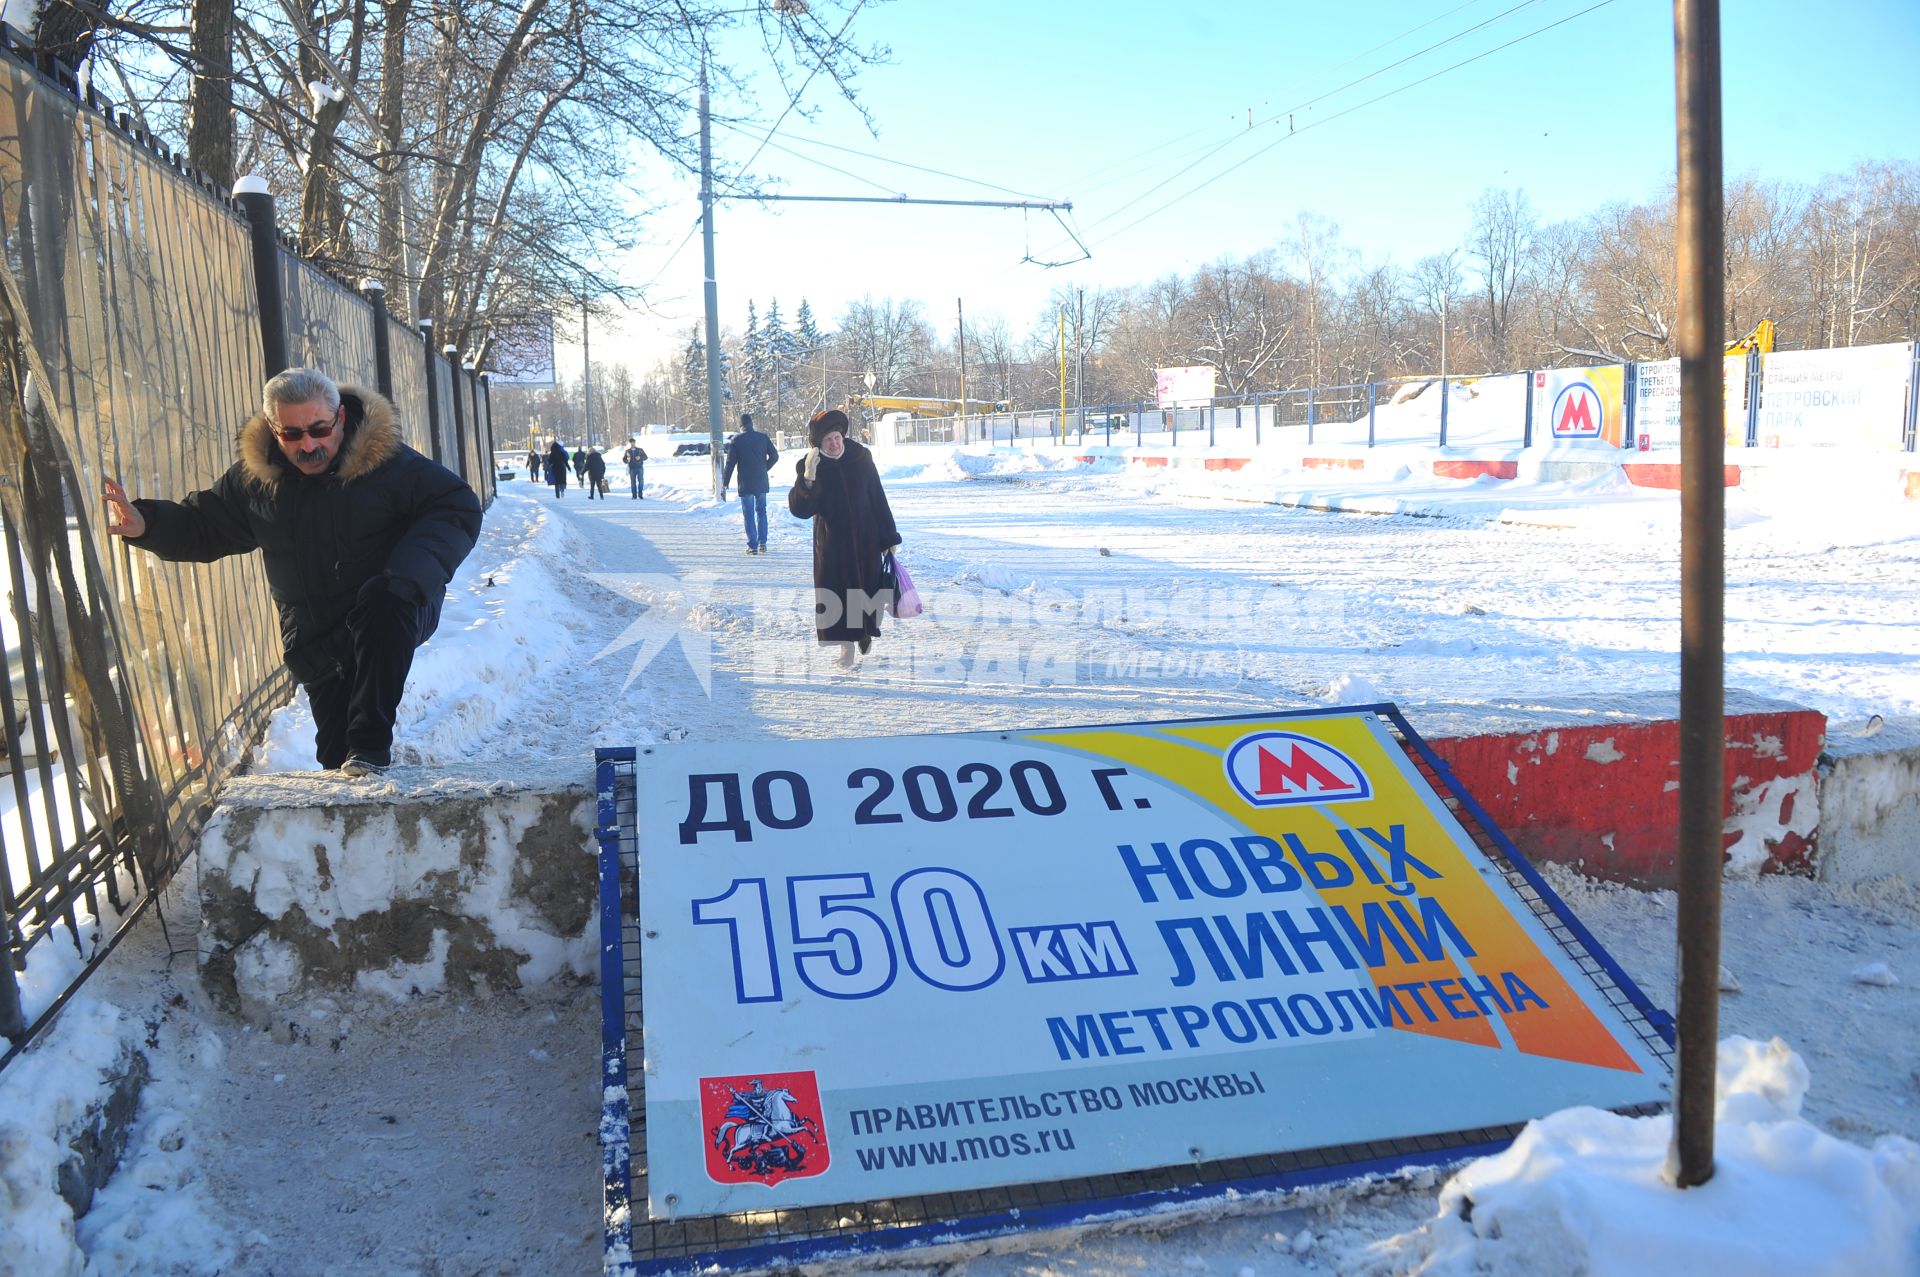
[721,411,780,554]
[102,368,481,778]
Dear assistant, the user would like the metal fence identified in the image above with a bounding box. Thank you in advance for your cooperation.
[0,36,494,1069]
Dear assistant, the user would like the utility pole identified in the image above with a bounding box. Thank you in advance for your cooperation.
[582,284,593,445]
[1056,310,1066,441]
[1075,287,1086,440]
[699,50,725,494]
[956,297,967,442]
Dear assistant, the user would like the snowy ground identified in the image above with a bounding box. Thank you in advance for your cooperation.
[6,447,1920,1275]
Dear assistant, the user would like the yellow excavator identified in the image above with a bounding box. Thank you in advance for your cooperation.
[850,394,1010,417]
[1726,319,1775,355]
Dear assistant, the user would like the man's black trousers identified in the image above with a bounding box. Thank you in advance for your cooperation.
[305,589,425,769]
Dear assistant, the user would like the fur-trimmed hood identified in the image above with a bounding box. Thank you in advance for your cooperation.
[239,385,401,489]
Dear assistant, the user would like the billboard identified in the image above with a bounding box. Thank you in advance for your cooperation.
[1531,365,1627,449]
[1155,365,1217,408]
[486,312,557,387]
[1632,355,1750,450]
[1756,341,1915,449]
[632,710,1667,1219]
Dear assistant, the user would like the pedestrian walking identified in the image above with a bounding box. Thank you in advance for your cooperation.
[525,446,540,481]
[788,409,899,666]
[722,411,780,554]
[585,446,607,500]
[623,439,648,499]
[573,445,590,489]
[102,368,480,776]
[545,439,569,497]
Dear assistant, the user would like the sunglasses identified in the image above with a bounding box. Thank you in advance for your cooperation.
[274,410,339,442]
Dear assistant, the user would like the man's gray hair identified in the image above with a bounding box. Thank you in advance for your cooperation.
[262,368,341,418]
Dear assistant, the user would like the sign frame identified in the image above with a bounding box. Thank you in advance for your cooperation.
[596,705,1675,1276]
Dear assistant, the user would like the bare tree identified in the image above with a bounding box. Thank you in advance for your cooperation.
[1466,187,1537,368]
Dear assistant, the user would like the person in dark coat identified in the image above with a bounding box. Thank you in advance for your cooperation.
[722,411,780,554]
[103,367,481,777]
[788,408,899,666]
[573,445,591,488]
[584,446,607,500]
[545,439,569,496]
[623,439,648,499]
[525,447,540,481]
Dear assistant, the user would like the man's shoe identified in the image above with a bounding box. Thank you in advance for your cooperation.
[339,754,391,779]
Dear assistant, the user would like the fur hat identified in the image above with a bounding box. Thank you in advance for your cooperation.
[808,409,849,447]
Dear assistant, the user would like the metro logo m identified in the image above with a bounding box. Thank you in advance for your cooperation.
[1550,382,1604,438]
[1257,744,1347,796]
[1224,730,1372,808]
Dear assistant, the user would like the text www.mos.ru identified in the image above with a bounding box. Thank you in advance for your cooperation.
[854,1126,1077,1171]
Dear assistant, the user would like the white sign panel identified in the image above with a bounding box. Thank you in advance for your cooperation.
[1155,365,1217,408]
[1632,355,1750,449]
[1756,342,1915,449]
[634,711,1667,1219]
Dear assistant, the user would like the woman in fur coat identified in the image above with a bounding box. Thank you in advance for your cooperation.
[787,409,900,666]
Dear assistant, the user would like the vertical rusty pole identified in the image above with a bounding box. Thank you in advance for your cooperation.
[1667,0,1725,1190]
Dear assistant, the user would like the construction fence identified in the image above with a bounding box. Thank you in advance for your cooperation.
[0,34,495,1069]
[890,343,1920,456]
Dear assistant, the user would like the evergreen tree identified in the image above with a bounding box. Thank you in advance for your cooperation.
[742,300,764,418]
[680,327,706,428]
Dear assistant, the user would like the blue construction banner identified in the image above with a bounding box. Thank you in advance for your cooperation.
[630,709,1669,1221]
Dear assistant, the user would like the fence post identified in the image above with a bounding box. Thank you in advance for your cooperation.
[1307,386,1317,445]
[1746,349,1763,447]
[360,279,393,400]
[1368,382,1377,447]
[1907,342,1920,451]
[1438,375,1450,447]
[232,175,289,378]
[0,931,22,1043]
[1208,403,1215,447]
[445,346,468,483]
[1624,362,1639,450]
[1523,372,1535,448]
[419,319,442,465]
[1254,397,1262,446]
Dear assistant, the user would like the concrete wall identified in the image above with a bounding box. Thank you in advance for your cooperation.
[196,772,595,1019]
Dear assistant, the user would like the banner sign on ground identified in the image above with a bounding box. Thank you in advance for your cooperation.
[1756,342,1915,449]
[633,710,1668,1219]
[1632,355,1750,449]
[1531,365,1627,448]
[1155,365,1217,408]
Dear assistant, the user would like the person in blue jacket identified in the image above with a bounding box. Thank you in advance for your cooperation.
[102,368,481,777]
[544,439,569,497]
[721,411,780,554]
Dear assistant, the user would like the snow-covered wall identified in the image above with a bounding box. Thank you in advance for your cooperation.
[1817,717,1920,884]
[195,774,596,1017]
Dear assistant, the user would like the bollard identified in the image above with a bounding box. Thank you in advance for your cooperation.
[360,279,393,400]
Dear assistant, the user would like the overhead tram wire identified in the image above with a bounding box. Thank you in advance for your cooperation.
[1083,0,1619,254]
[1058,0,1511,200]
[718,0,870,199]
[1072,0,1551,241]
[718,126,1057,203]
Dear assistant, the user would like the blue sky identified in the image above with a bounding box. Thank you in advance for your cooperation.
[593,0,1920,375]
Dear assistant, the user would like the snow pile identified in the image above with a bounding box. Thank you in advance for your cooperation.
[0,997,234,1277]
[1353,1037,1920,1276]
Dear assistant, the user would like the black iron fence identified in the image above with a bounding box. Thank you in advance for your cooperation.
[0,35,493,1069]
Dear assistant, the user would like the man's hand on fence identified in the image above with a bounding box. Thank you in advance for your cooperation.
[102,478,146,539]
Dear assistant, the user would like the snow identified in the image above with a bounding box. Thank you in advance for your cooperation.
[4,447,1920,1275]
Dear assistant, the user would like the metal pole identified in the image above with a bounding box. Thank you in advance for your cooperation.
[1666,0,1726,1192]
[1075,288,1085,441]
[699,51,725,495]
[581,285,593,447]
[420,318,442,464]
[957,297,966,441]
[360,279,393,399]
[445,344,468,485]
[233,175,290,378]
[1056,310,1066,442]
